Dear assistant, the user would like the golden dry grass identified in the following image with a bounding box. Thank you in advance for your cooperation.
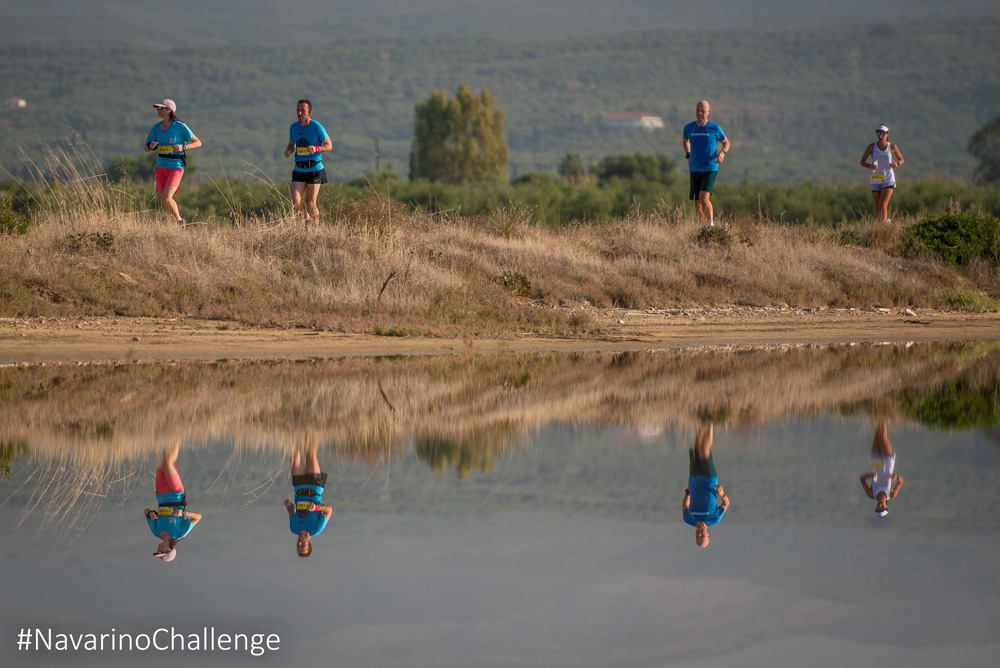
[3,161,999,335]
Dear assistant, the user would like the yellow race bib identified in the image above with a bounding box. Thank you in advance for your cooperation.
[158,145,175,154]
[296,146,311,155]
[296,501,312,511]
[871,173,885,181]
[157,507,176,515]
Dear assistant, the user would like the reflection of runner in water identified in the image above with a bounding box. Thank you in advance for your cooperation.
[144,99,202,228]
[682,425,730,547]
[283,99,332,227]
[283,437,332,557]
[859,124,904,223]
[144,442,202,562]
[859,421,904,517]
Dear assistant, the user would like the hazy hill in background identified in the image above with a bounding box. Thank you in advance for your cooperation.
[2,2,999,186]
[4,0,999,44]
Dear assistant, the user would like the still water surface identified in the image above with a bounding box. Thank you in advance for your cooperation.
[2,343,999,667]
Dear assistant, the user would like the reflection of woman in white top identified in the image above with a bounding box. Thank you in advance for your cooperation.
[860,124,904,223]
[859,421,904,517]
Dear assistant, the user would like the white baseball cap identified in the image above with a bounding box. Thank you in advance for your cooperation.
[153,99,177,113]
[876,124,889,133]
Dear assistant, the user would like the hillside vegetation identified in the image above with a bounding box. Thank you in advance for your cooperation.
[2,18,999,184]
[2,166,999,336]
[6,0,997,46]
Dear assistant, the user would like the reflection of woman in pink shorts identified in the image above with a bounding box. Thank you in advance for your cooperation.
[144,442,202,562]
[155,462,184,495]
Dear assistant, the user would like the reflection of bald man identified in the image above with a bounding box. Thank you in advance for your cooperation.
[682,425,730,547]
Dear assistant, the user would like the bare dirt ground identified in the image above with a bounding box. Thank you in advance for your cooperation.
[3,306,999,365]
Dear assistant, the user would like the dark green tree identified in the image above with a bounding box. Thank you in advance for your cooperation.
[410,84,508,183]
[558,153,587,183]
[968,112,1000,186]
[594,152,676,185]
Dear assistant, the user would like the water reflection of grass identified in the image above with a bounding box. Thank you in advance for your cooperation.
[4,343,1000,535]
[2,343,999,466]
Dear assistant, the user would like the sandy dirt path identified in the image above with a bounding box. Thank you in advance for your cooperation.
[2,307,998,365]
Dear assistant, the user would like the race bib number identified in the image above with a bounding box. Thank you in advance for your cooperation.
[296,146,311,155]
[158,145,175,154]
[157,507,175,516]
[296,502,312,511]
[871,173,885,181]
[871,461,886,470]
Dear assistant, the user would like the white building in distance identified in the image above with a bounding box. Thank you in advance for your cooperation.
[601,111,664,130]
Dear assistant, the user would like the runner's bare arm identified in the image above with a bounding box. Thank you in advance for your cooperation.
[859,473,874,498]
[860,144,875,168]
[890,144,904,168]
[889,475,904,498]
[716,138,731,162]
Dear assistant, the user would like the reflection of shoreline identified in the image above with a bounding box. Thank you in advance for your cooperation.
[2,342,999,463]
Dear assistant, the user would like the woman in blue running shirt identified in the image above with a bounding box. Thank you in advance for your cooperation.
[144,99,202,228]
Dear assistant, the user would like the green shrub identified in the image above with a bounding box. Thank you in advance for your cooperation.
[696,225,734,247]
[902,214,1000,267]
[0,192,29,235]
[499,271,532,297]
[935,288,1000,312]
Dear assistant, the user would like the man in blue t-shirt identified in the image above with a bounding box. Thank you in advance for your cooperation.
[283,437,332,557]
[682,100,730,227]
[682,425,730,547]
[283,99,333,227]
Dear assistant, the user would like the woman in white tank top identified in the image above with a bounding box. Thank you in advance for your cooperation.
[860,124,905,223]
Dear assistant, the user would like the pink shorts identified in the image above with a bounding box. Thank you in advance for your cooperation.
[155,467,185,494]
[155,167,184,194]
